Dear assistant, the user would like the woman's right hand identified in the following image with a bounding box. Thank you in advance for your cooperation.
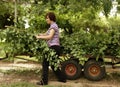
[38,33,43,36]
[38,33,47,36]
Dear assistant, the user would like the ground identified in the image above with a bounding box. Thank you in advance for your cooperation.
[0,60,120,87]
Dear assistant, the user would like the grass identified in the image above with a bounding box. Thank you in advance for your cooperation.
[43,86,71,87]
[0,82,38,87]
[106,72,120,82]
[0,82,71,87]
[1,55,40,63]
[15,56,39,62]
[0,66,42,77]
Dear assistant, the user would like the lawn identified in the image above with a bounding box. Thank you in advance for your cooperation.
[0,82,70,87]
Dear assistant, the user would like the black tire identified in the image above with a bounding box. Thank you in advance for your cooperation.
[61,60,82,80]
[84,60,106,81]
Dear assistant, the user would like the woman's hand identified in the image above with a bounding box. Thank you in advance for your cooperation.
[35,29,55,40]
[38,33,46,36]
[35,35,41,39]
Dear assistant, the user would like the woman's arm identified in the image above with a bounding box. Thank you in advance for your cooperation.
[38,32,47,36]
[36,29,55,40]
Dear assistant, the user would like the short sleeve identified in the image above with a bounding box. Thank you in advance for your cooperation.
[50,23,58,31]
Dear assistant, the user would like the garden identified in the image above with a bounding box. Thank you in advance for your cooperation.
[0,0,120,87]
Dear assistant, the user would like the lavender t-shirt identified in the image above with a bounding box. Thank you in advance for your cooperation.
[47,22,60,47]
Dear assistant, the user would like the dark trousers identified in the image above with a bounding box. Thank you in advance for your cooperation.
[42,45,66,84]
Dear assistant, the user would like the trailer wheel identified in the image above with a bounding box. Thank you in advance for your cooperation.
[61,60,82,80]
[84,60,106,81]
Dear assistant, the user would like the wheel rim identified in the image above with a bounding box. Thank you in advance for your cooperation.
[65,64,77,76]
[88,65,100,77]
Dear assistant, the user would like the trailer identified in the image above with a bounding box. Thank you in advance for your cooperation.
[61,55,120,81]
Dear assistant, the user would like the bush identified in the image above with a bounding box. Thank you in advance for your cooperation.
[0,26,62,70]
[61,17,120,64]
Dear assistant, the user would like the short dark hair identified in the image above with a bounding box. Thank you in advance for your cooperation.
[45,12,56,22]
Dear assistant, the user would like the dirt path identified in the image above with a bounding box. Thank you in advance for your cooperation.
[0,61,120,87]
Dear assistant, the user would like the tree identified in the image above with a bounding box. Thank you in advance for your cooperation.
[1,0,119,69]
[0,1,14,29]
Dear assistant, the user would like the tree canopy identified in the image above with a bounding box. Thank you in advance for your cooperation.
[0,0,120,68]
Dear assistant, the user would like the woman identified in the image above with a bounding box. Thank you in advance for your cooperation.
[36,12,66,85]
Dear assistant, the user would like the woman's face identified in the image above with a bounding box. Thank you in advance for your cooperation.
[46,16,51,24]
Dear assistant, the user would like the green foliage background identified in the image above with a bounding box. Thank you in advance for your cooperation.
[0,0,120,68]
